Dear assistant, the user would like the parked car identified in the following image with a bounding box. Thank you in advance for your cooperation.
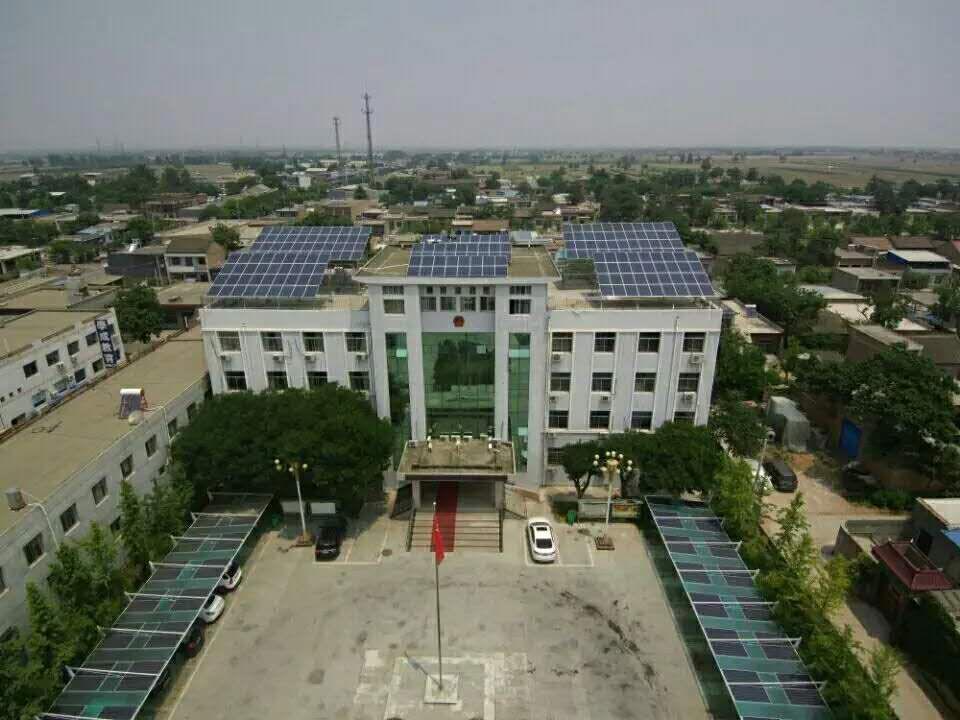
[199,594,225,624]
[526,517,558,563]
[764,458,798,492]
[744,459,773,495]
[314,525,343,561]
[180,623,205,658]
[216,561,242,593]
[150,667,171,696]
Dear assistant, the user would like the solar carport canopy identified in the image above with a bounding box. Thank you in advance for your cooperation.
[646,496,833,720]
[39,492,272,720]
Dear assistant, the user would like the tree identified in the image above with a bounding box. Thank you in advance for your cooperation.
[353,185,368,199]
[714,328,771,401]
[710,399,766,458]
[868,288,909,329]
[933,275,960,334]
[172,387,392,516]
[209,222,241,251]
[114,285,163,344]
[710,456,765,540]
[123,216,157,244]
[632,422,724,496]
[119,480,151,574]
[559,441,601,498]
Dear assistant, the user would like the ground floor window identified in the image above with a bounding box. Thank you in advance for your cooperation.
[266,371,288,390]
[631,411,652,430]
[673,411,695,423]
[307,371,328,389]
[225,371,247,391]
[349,371,370,392]
[589,410,610,430]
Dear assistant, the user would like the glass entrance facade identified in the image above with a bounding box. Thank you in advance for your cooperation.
[423,332,495,438]
[508,333,530,470]
[385,333,410,467]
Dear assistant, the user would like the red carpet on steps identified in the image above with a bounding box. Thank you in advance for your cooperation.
[433,482,459,552]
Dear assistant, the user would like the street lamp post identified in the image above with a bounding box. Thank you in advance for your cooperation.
[275,458,311,544]
[593,451,632,534]
[7,488,60,550]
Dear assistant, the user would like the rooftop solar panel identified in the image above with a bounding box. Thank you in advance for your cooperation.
[252,225,370,259]
[208,250,331,299]
[408,253,508,278]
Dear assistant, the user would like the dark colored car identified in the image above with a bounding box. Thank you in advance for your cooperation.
[763,458,798,492]
[180,623,205,658]
[314,525,343,561]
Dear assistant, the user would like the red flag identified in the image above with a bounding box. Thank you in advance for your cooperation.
[432,514,445,565]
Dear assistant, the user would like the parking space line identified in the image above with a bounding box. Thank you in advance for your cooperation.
[315,517,391,567]
[521,528,594,568]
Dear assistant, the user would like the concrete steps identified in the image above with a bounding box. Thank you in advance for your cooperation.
[410,510,501,553]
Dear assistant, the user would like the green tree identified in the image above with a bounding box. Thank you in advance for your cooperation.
[209,222,241,251]
[868,288,909,329]
[559,441,601,498]
[353,185,368,199]
[113,285,163,344]
[119,480,151,574]
[710,456,765,539]
[932,275,960,334]
[710,399,766,458]
[714,327,771,401]
[123,216,157,244]
[633,422,724,496]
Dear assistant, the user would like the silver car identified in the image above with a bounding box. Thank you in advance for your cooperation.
[527,517,558,563]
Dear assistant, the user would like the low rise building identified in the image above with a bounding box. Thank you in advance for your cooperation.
[834,247,874,267]
[845,324,922,363]
[156,281,210,330]
[720,299,784,354]
[0,309,125,432]
[0,329,207,634]
[164,237,226,282]
[883,250,952,284]
[831,266,901,295]
[105,245,168,284]
[0,246,43,279]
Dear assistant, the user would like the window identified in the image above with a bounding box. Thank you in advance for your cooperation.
[552,333,573,353]
[637,333,661,353]
[349,371,370,392]
[168,418,179,437]
[591,372,613,392]
[424,286,435,295]
[24,534,44,565]
[634,372,656,393]
[547,447,565,466]
[510,285,531,296]
[678,373,700,392]
[509,298,531,315]
[261,332,283,352]
[460,296,476,312]
[86,331,98,347]
[227,370,249,390]
[110,517,121,534]
[92,477,108,505]
[46,350,60,366]
[302,332,324,353]
[346,332,367,353]
[31,390,47,408]
[92,358,104,373]
[480,296,496,312]
[594,332,616,353]
[67,340,79,356]
[60,504,78,534]
[589,410,611,430]
[440,296,457,312]
[74,368,86,383]
[683,332,705,352]
[548,410,569,429]
[171,256,183,265]
[383,285,404,295]
[218,331,241,352]
[674,411,695,423]
[307,371,328,389]
[145,435,158,457]
[550,372,571,392]
[23,361,38,378]
[187,402,198,420]
[53,377,68,392]
[120,455,133,478]
[420,296,437,311]
[266,371,288,390]
[383,298,405,314]
[631,411,652,430]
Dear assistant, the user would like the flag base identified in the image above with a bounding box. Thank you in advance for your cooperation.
[424,673,459,704]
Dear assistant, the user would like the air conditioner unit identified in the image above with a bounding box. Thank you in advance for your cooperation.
[679,392,696,406]
[305,354,317,363]
[55,362,66,372]
[272,355,284,364]
[688,353,704,366]
[599,393,611,403]
[69,355,79,366]
[551,352,563,363]
[356,352,368,361]
[549,394,558,404]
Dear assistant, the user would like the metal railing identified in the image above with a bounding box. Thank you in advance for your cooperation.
[498,508,504,553]
[405,507,417,552]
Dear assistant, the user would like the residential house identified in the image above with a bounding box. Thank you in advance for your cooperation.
[834,247,874,267]
[106,245,168,284]
[883,250,952,284]
[720,299,784,354]
[831,266,901,295]
[164,237,226,282]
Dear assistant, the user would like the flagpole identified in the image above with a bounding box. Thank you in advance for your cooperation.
[434,555,443,690]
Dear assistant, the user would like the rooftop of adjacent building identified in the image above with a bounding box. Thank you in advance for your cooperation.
[850,323,924,351]
[799,284,867,302]
[0,327,207,535]
[720,299,784,336]
[834,266,901,280]
[828,304,929,333]
[917,497,960,528]
[886,249,951,265]
[0,245,41,262]
[0,284,114,312]
[156,281,212,307]
[0,309,106,361]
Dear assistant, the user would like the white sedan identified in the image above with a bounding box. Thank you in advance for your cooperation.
[217,562,242,593]
[199,594,225,624]
[527,518,558,563]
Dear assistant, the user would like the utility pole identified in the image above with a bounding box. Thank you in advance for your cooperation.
[333,116,344,181]
[362,93,375,186]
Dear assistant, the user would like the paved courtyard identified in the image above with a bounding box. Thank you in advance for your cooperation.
[156,511,711,720]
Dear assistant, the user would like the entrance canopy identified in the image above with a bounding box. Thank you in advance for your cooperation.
[398,437,515,479]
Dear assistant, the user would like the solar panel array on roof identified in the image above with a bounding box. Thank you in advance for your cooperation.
[560,222,715,299]
[207,250,331,299]
[39,493,272,720]
[646,496,832,720]
[252,225,370,259]
[408,253,508,278]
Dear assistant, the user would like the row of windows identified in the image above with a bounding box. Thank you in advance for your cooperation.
[420,285,495,296]
[551,331,705,355]
[550,371,699,394]
[219,332,368,355]
[419,295,499,313]
[22,330,102,378]
[224,370,369,393]
[546,409,696,432]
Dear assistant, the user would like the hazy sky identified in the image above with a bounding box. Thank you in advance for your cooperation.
[2,0,959,151]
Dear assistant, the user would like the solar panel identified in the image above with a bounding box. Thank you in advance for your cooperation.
[208,250,330,299]
[592,249,715,299]
[252,225,370,259]
[408,253,508,278]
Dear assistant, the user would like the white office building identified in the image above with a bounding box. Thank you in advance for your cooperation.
[200,224,721,506]
[0,309,125,432]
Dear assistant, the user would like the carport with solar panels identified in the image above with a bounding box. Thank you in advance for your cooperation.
[646,496,833,720]
[559,222,716,299]
[37,493,272,720]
